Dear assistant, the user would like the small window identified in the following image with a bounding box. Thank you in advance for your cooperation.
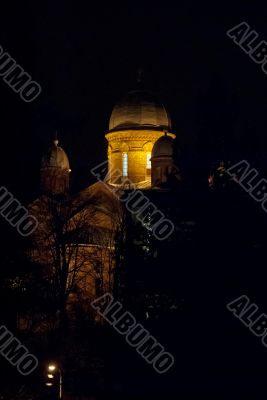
[146,152,151,170]
[95,260,101,274]
[122,152,128,177]
[95,278,101,296]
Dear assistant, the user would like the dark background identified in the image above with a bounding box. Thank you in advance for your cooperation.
[1,2,267,399]
[0,2,267,200]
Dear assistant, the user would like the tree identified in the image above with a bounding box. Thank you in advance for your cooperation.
[28,187,123,332]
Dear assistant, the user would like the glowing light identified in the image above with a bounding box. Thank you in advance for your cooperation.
[106,128,175,187]
[46,382,53,387]
[47,374,54,378]
[208,175,214,187]
[146,152,151,169]
[122,153,128,177]
[48,364,56,372]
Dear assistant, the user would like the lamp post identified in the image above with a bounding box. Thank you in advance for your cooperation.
[47,363,63,399]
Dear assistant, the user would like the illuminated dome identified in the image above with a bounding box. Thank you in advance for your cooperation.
[152,135,174,158]
[41,139,70,171]
[109,90,172,132]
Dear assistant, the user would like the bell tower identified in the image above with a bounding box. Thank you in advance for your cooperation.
[40,136,71,195]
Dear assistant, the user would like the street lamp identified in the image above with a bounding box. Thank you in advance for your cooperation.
[48,364,56,372]
[47,363,63,399]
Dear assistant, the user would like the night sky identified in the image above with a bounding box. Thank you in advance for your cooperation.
[1,3,267,398]
[0,2,267,203]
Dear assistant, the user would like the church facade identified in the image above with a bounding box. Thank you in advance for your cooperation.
[27,84,180,327]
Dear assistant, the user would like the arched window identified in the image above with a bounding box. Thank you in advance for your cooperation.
[122,152,128,177]
[146,152,151,174]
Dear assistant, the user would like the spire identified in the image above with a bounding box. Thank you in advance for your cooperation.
[54,130,59,146]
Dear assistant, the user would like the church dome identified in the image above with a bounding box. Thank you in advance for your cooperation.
[109,90,172,132]
[41,139,70,171]
[152,135,174,158]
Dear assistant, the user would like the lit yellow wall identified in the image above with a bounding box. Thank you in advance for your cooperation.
[105,130,175,186]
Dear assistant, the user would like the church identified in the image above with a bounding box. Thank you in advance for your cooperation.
[40,82,178,193]
[28,81,183,326]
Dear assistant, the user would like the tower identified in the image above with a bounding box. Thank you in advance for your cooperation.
[105,86,175,188]
[151,134,177,188]
[40,137,71,195]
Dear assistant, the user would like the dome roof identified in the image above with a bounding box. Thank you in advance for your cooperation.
[152,135,174,158]
[109,90,172,132]
[41,139,70,170]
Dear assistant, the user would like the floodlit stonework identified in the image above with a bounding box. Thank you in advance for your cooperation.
[106,89,175,188]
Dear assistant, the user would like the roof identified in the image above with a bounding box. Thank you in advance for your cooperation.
[152,135,174,158]
[41,139,70,170]
[109,90,172,132]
